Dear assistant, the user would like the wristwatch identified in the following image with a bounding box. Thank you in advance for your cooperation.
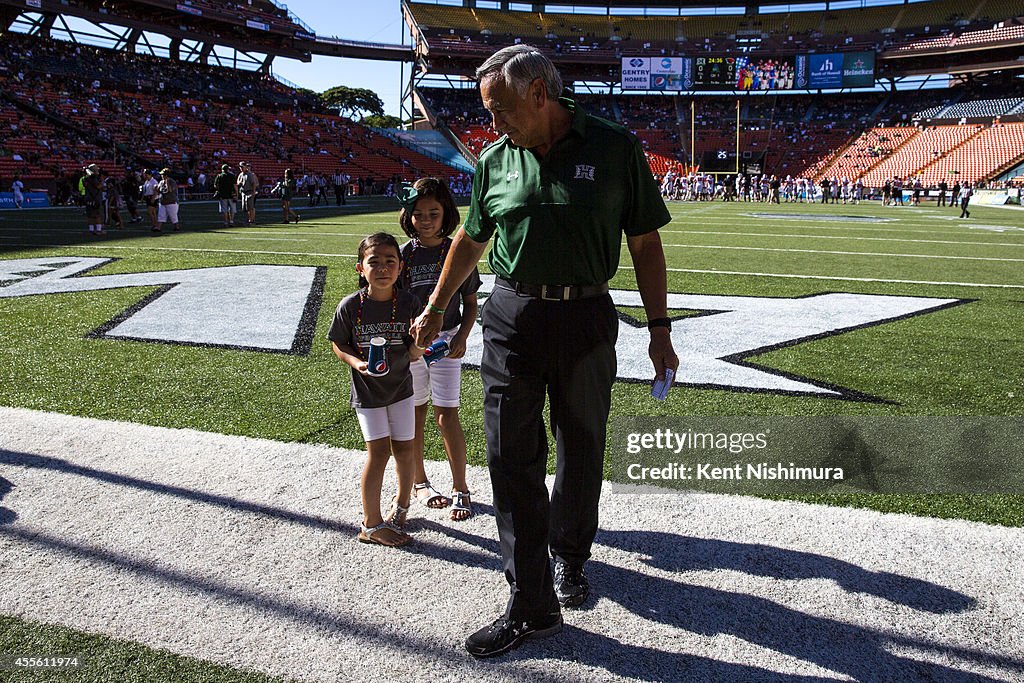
[647,317,671,330]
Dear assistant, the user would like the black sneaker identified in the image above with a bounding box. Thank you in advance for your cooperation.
[554,561,589,608]
[465,612,562,658]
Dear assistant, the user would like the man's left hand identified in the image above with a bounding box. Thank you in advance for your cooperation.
[649,328,678,382]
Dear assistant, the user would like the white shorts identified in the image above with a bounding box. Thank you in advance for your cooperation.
[355,395,416,442]
[411,331,462,408]
[157,203,179,224]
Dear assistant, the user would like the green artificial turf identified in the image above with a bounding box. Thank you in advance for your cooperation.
[1,196,1022,525]
[0,614,293,683]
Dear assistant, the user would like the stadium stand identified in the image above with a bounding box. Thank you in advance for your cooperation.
[808,126,918,181]
[858,124,983,187]
[0,33,459,192]
[3,0,1024,199]
[919,122,1024,185]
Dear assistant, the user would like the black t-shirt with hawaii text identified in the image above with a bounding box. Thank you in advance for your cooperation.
[400,238,481,332]
[327,288,420,408]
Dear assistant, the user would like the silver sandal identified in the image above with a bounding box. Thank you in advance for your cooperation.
[413,480,451,509]
[357,522,411,547]
[385,496,409,528]
[450,490,472,522]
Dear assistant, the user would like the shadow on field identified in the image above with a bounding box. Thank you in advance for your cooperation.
[0,197,398,252]
[598,529,975,613]
[3,445,1021,681]
[0,475,16,524]
[0,448,355,535]
[591,529,1019,681]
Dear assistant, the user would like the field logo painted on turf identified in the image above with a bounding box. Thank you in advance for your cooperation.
[462,276,968,402]
[0,257,325,354]
[0,259,967,400]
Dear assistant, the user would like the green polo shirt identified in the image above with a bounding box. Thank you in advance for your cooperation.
[463,98,670,286]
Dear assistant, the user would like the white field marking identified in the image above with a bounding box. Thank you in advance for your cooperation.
[231,227,1024,248]
[218,236,310,242]
[966,225,1024,233]
[668,218,1024,236]
[0,243,494,266]
[660,229,1024,248]
[210,230,370,238]
[5,243,1022,287]
[2,407,1023,683]
[1,243,355,258]
[660,243,1024,263]
[623,265,1024,289]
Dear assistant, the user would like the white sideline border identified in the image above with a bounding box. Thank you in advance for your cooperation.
[1,407,1022,682]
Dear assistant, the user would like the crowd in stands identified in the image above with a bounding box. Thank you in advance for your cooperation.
[3,25,1023,210]
[0,33,461,199]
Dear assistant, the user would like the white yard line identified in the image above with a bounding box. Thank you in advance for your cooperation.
[660,243,1024,262]
[669,217,1023,236]
[661,229,1024,248]
[0,243,358,258]
[218,237,310,242]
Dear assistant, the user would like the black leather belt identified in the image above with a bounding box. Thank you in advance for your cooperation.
[496,277,609,301]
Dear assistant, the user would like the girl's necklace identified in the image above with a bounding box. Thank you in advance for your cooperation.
[355,285,397,359]
[411,237,448,278]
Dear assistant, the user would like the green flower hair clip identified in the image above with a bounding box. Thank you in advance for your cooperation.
[396,184,420,209]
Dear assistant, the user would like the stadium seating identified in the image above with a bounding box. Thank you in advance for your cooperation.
[809,126,918,182]
[919,122,1024,185]
[928,98,1024,120]
[893,0,974,31]
[858,124,983,187]
[0,33,459,190]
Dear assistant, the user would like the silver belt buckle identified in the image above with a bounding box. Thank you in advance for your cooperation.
[540,284,567,301]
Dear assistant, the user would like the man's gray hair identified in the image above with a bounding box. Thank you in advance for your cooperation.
[475,44,563,99]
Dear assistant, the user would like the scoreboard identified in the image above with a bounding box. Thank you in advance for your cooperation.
[694,56,796,90]
[621,52,874,91]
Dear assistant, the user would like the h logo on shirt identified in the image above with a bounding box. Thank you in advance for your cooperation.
[574,165,596,181]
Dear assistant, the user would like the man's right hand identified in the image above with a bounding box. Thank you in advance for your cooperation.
[410,309,443,349]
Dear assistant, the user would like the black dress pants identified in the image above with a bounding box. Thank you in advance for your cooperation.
[480,285,618,621]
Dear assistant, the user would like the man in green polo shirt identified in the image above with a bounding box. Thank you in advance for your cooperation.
[411,44,678,659]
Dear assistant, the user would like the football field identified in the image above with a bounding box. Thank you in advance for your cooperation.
[1,196,1023,681]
